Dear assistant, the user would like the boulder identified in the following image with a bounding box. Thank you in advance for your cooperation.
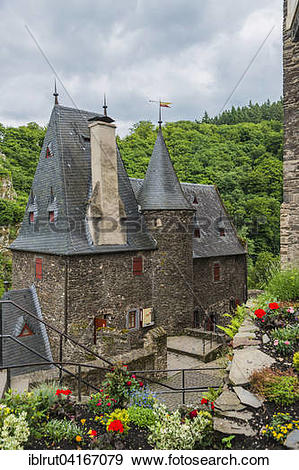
[233,386,263,408]
[217,410,254,421]
[229,348,276,385]
[285,430,299,449]
[262,334,270,344]
[214,389,245,411]
[213,417,255,437]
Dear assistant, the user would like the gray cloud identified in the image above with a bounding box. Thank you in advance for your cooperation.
[0,0,282,135]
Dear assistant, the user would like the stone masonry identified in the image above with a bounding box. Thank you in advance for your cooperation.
[281,0,299,267]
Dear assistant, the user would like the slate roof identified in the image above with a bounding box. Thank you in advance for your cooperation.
[0,285,53,376]
[138,129,193,211]
[10,105,156,255]
[131,179,246,258]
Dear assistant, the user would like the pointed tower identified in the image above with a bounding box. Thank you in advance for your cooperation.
[138,128,195,334]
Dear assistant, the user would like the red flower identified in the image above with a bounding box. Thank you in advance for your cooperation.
[201,398,208,405]
[211,402,215,411]
[100,389,103,392]
[107,402,111,406]
[139,381,144,387]
[269,302,279,310]
[96,402,102,406]
[254,308,266,319]
[123,365,128,368]
[108,419,124,433]
[131,375,136,379]
[55,389,61,395]
[189,410,198,419]
[63,389,72,396]
[127,381,132,386]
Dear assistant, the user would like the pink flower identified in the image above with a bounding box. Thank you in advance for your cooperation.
[284,340,290,345]
[274,340,279,346]
[287,307,294,314]
[96,402,102,406]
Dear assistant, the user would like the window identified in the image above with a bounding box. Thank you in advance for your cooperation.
[133,256,143,275]
[35,258,43,280]
[29,211,34,224]
[128,310,137,329]
[194,227,200,238]
[213,263,220,282]
[46,146,52,158]
[18,324,34,338]
[49,211,55,223]
[193,195,198,204]
[220,227,225,236]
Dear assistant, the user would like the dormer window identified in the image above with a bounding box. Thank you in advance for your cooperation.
[29,212,34,224]
[193,195,198,205]
[194,227,201,238]
[220,227,225,237]
[46,143,53,158]
[49,211,55,223]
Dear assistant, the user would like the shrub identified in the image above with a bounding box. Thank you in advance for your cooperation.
[127,405,156,429]
[88,391,119,416]
[148,403,213,450]
[106,409,130,434]
[271,325,299,342]
[202,386,223,402]
[262,413,299,443]
[101,364,144,408]
[293,352,299,372]
[43,419,82,443]
[265,268,299,301]
[250,368,299,405]
[0,411,30,450]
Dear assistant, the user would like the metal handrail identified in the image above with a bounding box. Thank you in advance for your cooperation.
[0,299,113,367]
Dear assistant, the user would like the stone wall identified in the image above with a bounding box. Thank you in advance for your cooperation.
[281,0,299,267]
[193,254,247,326]
[12,251,66,361]
[143,210,195,334]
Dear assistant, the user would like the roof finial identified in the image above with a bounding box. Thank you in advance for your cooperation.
[103,94,108,117]
[158,99,162,129]
[53,79,59,105]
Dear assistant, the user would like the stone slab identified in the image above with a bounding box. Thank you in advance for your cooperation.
[262,334,270,345]
[214,389,245,412]
[285,430,299,449]
[233,386,263,408]
[234,332,256,339]
[217,410,254,421]
[213,417,255,437]
[229,348,276,385]
[233,337,260,349]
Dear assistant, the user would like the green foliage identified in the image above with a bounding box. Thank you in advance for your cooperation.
[202,386,223,402]
[221,435,235,449]
[293,352,299,372]
[271,325,299,343]
[262,413,299,443]
[88,391,118,415]
[127,405,155,429]
[42,419,81,443]
[248,252,280,289]
[217,304,247,338]
[265,268,299,301]
[148,403,213,450]
[101,364,144,408]
[250,368,299,405]
[0,411,30,450]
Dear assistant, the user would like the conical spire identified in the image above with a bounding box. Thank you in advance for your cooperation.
[138,129,193,211]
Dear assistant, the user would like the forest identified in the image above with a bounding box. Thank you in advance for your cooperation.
[0,99,283,293]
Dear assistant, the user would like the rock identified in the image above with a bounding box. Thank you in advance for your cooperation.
[217,410,254,421]
[234,332,256,339]
[285,429,299,449]
[213,417,255,436]
[229,348,276,385]
[262,334,270,344]
[233,337,260,348]
[214,389,245,411]
[233,386,263,408]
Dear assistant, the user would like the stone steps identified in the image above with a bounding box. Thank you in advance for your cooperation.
[167,336,223,363]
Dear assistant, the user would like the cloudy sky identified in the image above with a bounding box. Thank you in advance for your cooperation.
[0,0,283,136]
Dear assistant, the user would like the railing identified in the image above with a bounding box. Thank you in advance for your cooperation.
[0,360,225,405]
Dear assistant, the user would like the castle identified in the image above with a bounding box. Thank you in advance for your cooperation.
[9,102,247,361]
[281,0,299,267]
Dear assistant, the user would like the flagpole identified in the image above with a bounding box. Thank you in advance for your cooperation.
[158,99,162,129]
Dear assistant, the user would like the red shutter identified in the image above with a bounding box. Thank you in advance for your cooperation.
[49,211,54,223]
[35,258,43,280]
[29,212,34,223]
[133,256,143,275]
[214,263,220,282]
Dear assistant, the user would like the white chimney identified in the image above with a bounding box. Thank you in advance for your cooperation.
[88,117,126,245]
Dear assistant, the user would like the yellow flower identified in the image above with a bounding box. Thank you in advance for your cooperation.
[81,419,86,425]
[273,432,277,437]
[75,435,82,442]
[94,416,100,421]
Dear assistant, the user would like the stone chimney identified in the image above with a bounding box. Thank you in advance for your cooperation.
[88,116,126,245]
